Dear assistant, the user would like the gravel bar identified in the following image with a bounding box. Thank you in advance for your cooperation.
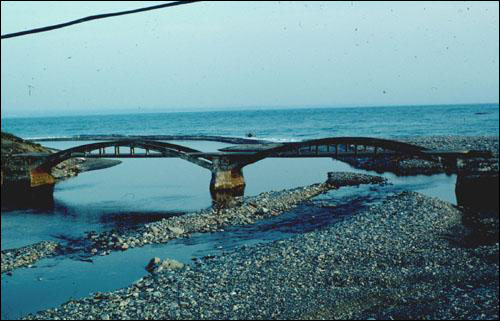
[85,172,386,256]
[1,172,386,274]
[1,241,60,274]
[24,191,499,320]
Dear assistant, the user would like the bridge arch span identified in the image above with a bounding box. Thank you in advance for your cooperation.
[36,139,214,171]
[240,137,433,168]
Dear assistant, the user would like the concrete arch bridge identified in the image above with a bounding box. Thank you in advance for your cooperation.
[8,137,491,198]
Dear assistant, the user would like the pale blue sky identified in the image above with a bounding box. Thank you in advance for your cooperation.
[1,1,498,117]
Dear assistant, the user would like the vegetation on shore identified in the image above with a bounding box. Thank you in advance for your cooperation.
[1,132,49,155]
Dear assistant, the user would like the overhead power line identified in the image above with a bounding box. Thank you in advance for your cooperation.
[1,1,202,40]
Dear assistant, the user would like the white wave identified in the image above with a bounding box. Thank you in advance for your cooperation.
[230,135,302,143]
[26,136,69,141]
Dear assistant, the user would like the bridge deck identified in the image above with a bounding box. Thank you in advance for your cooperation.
[13,149,491,159]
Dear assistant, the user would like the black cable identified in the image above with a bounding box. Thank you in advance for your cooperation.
[1,1,202,40]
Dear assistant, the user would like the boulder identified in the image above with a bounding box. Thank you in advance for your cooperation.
[167,226,184,236]
[145,257,161,272]
[146,257,184,273]
[160,259,184,270]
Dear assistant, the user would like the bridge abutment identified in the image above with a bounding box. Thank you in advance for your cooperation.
[1,167,55,208]
[456,159,499,213]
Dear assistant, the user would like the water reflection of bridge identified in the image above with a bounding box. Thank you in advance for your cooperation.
[5,136,492,206]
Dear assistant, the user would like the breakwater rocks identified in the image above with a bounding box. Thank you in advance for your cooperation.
[28,135,272,145]
[23,192,499,320]
[1,241,60,274]
[85,172,387,256]
[340,136,499,175]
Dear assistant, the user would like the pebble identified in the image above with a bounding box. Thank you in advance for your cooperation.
[22,192,499,320]
[1,241,59,274]
[7,136,499,319]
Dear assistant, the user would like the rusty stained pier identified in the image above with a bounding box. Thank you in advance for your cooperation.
[5,137,493,203]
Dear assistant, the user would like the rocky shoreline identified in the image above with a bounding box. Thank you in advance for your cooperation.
[339,136,499,175]
[1,172,386,274]
[23,191,499,320]
[50,158,122,180]
[1,131,122,183]
[401,136,499,156]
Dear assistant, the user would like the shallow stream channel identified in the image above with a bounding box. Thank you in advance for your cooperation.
[1,141,457,320]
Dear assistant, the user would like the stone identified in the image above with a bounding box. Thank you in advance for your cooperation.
[151,226,160,235]
[153,266,164,273]
[146,257,161,272]
[161,259,184,270]
[167,226,184,236]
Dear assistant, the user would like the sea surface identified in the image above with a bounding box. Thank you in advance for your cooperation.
[2,104,499,141]
[1,104,499,319]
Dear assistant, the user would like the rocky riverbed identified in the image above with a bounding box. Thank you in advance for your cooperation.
[84,173,386,256]
[23,191,499,320]
[1,172,386,275]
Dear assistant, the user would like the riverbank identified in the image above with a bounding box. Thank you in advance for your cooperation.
[1,172,386,274]
[23,191,499,320]
[1,131,122,182]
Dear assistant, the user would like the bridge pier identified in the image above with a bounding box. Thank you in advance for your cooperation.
[441,156,458,174]
[456,159,499,213]
[210,168,245,192]
[209,156,246,195]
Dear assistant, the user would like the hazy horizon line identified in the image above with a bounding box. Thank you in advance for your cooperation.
[1,101,498,120]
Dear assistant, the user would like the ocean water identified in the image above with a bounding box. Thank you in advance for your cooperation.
[1,104,498,140]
